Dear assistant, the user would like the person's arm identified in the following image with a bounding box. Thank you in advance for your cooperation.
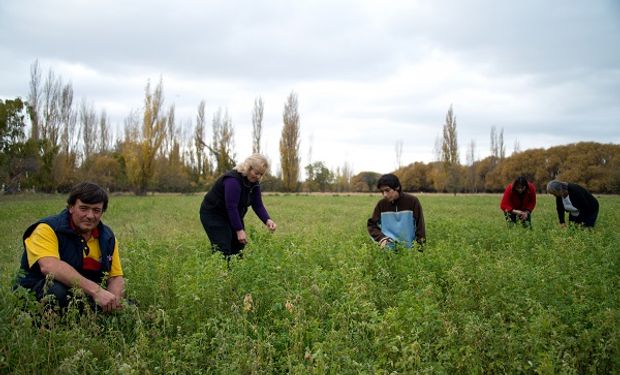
[251,187,277,232]
[37,257,121,312]
[500,184,513,212]
[413,199,426,244]
[555,195,566,225]
[367,202,390,244]
[223,177,244,229]
[525,183,537,212]
[24,223,59,268]
[106,276,125,301]
[106,240,125,301]
[223,177,251,244]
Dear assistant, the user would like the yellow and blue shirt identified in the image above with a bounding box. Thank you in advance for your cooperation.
[17,209,122,288]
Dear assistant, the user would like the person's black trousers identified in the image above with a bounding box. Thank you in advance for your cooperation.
[200,209,245,256]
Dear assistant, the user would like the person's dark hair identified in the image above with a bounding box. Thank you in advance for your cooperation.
[377,173,402,192]
[67,182,108,211]
[512,176,529,194]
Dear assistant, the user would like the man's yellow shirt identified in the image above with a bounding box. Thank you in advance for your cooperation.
[24,223,123,277]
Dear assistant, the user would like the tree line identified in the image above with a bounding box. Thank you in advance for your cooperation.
[0,61,306,195]
[390,142,620,194]
[1,61,619,194]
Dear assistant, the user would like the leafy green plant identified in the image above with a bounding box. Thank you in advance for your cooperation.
[0,193,618,373]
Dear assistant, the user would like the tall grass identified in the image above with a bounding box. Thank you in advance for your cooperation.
[0,193,618,374]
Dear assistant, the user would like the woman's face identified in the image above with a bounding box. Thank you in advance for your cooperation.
[247,167,264,183]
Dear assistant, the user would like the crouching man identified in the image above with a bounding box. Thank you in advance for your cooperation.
[16,182,125,313]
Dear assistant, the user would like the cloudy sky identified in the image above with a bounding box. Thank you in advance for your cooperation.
[1,0,619,175]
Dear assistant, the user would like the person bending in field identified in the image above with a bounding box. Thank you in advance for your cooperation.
[199,154,277,258]
[367,173,426,250]
[15,182,125,313]
[500,176,537,228]
[547,180,599,228]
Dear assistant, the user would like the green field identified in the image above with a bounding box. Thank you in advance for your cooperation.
[1,193,618,374]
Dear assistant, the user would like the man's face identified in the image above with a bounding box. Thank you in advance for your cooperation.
[379,186,400,202]
[550,189,568,199]
[69,199,104,234]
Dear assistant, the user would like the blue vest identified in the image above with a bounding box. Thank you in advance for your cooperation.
[17,209,116,288]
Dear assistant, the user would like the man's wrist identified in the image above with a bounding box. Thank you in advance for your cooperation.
[88,284,103,298]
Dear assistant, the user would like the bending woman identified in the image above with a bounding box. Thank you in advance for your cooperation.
[200,154,277,257]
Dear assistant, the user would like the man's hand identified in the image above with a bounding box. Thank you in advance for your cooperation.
[38,257,124,312]
[94,287,122,312]
[416,238,426,252]
[379,237,393,248]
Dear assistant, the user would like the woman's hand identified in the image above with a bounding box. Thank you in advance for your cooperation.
[513,209,528,221]
[266,219,277,232]
[236,229,248,244]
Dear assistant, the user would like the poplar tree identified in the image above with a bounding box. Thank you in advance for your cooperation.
[80,99,97,162]
[28,60,41,141]
[252,97,264,154]
[27,62,66,191]
[279,91,300,192]
[59,84,77,157]
[490,125,505,160]
[194,100,208,178]
[466,139,477,193]
[490,125,497,161]
[441,105,460,194]
[210,108,235,175]
[395,139,403,169]
[41,69,62,145]
[98,110,110,154]
[135,79,168,195]
[57,83,79,186]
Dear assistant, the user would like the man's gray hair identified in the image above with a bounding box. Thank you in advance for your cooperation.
[546,180,568,194]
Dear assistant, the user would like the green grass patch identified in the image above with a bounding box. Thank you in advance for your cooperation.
[1,193,618,374]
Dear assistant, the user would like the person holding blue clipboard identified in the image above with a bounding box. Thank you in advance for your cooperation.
[367,174,426,250]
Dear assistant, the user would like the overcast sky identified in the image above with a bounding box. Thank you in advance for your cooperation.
[1,0,619,175]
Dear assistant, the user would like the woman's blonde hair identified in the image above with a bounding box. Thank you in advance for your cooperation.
[234,153,269,176]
